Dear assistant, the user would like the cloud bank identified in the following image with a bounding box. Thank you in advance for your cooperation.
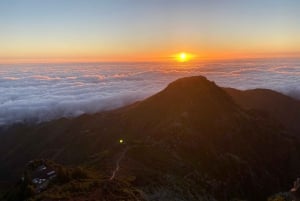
[0,58,300,125]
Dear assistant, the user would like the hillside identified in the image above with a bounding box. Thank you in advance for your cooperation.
[1,76,300,201]
[225,87,300,134]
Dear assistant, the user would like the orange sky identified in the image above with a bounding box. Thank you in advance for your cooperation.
[1,1,300,63]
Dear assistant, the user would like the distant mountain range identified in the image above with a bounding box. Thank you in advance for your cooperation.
[1,76,300,201]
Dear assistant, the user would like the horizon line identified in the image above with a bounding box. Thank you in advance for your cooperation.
[1,55,299,65]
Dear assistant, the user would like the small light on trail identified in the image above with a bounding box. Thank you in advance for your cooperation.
[119,139,124,144]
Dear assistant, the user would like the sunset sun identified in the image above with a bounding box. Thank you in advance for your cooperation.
[180,53,187,61]
[175,52,194,62]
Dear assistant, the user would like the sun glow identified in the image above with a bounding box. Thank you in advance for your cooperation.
[174,52,194,62]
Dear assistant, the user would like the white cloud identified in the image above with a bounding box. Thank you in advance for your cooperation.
[0,59,299,125]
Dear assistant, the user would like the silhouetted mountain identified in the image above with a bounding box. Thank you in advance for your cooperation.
[121,76,241,137]
[225,87,300,134]
[1,76,300,201]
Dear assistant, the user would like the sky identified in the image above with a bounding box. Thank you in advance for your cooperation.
[1,0,300,63]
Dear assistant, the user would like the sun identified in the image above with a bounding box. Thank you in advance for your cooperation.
[174,52,194,62]
[180,53,187,60]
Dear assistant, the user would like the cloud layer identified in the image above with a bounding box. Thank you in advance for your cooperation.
[1,58,300,125]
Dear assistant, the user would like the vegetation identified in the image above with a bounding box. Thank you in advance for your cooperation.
[267,192,292,201]
[1,76,300,200]
[2,159,145,201]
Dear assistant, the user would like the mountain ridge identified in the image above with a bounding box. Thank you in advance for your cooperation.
[225,87,300,134]
[1,75,300,201]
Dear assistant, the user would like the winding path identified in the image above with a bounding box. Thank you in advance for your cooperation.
[109,140,163,180]
[109,146,130,180]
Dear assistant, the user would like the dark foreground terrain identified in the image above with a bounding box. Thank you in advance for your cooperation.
[1,76,300,201]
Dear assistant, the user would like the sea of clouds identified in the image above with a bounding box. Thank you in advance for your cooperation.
[0,58,300,126]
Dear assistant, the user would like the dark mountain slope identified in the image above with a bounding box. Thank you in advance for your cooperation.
[1,76,300,201]
[225,88,300,134]
[120,76,300,199]
[121,76,241,135]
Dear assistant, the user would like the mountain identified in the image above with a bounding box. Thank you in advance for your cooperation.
[1,76,300,201]
[224,87,300,134]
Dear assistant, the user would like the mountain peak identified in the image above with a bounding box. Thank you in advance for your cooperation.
[166,75,211,88]
[123,76,241,134]
[145,75,237,113]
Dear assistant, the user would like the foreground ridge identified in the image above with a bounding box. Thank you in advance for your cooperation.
[1,75,300,201]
